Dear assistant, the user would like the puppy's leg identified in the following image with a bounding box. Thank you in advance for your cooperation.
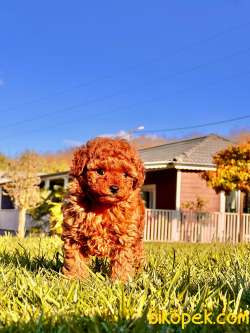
[62,240,89,279]
[110,249,136,282]
[132,238,145,272]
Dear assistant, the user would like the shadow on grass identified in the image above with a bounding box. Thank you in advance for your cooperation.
[0,246,63,273]
[0,314,247,333]
[0,244,111,276]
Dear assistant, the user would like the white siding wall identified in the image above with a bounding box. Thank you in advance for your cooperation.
[0,210,19,231]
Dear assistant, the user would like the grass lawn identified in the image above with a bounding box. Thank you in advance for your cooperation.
[0,236,250,332]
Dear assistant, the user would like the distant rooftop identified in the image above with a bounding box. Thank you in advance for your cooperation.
[139,134,232,166]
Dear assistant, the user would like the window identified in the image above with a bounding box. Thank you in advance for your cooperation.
[243,193,250,213]
[225,191,238,213]
[40,180,45,189]
[1,192,14,209]
[49,178,65,190]
[141,184,156,209]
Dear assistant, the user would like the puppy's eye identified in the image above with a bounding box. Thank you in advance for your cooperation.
[97,169,105,176]
[123,172,128,178]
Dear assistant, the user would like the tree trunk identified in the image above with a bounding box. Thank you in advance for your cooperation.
[17,208,26,238]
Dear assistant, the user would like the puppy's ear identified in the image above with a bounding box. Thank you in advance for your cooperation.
[70,145,88,177]
[133,159,145,190]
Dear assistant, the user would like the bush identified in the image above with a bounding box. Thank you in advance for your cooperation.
[30,186,65,235]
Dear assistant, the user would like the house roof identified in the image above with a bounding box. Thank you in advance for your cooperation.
[0,172,8,185]
[139,134,232,169]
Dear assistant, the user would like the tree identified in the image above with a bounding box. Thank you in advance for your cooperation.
[230,129,250,144]
[3,151,42,238]
[0,153,9,171]
[202,141,250,193]
[182,196,207,212]
[131,135,167,149]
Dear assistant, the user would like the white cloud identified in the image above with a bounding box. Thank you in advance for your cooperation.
[99,130,131,140]
[116,130,131,139]
[63,139,82,147]
[100,126,148,139]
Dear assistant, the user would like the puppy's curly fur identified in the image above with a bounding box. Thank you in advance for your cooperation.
[62,137,145,281]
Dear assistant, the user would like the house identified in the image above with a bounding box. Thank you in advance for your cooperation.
[140,134,249,213]
[0,134,249,234]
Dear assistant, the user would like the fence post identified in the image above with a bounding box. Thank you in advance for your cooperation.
[171,210,180,241]
[237,213,242,243]
[218,191,226,242]
[217,212,225,242]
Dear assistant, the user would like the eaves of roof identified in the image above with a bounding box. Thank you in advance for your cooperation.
[144,161,216,171]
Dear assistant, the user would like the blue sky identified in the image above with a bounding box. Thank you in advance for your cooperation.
[0,0,250,156]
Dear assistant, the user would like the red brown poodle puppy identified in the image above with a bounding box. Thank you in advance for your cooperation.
[61,137,145,281]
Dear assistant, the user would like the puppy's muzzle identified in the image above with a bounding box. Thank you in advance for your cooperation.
[110,185,119,194]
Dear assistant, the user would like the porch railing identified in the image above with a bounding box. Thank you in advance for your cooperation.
[144,209,250,243]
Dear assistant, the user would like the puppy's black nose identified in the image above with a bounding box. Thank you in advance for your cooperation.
[110,185,119,194]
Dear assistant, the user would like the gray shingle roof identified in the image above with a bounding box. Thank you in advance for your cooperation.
[139,134,232,165]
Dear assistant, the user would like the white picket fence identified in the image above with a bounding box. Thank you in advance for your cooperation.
[144,209,250,243]
[1,208,250,243]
